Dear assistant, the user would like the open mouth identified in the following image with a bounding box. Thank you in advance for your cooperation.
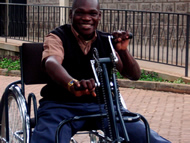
[81,24,92,29]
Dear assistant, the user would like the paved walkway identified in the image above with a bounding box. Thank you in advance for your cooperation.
[0,75,190,143]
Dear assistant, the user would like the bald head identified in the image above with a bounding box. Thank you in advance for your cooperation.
[70,0,101,40]
[72,0,100,10]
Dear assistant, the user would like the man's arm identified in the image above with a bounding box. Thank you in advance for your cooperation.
[43,55,96,97]
[116,49,141,80]
[112,31,141,80]
[44,56,74,89]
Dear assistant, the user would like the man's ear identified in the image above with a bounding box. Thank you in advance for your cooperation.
[69,9,72,19]
[98,11,101,21]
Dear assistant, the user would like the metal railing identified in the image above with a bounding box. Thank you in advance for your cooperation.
[0,3,189,76]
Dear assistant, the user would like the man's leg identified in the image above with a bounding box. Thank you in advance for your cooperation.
[31,101,87,143]
[94,105,171,143]
[120,120,171,143]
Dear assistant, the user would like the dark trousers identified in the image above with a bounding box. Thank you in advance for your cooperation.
[31,100,171,143]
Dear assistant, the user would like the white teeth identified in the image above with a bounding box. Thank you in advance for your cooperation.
[81,24,91,28]
[82,24,91,26]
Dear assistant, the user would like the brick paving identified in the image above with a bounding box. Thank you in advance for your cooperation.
[1,75,190,143]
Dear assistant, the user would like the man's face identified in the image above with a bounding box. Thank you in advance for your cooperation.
[70,0,101,40]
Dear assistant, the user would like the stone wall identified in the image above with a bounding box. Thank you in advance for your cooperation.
[26,0,66,42]
[69,0,190,14]
[28,0,190,14]
[27,0,59,6]
[104,0,189,14]
[28,0,189,20]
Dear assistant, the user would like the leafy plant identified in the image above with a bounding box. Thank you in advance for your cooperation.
[0,56,20,71]
[173,77,185,84]
[139,70,164,82]
[116,71,124,79]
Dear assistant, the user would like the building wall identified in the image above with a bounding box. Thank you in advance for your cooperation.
[68,0,190,14]
[27,0,70,6]
[27,0,60,6]
[26,0,190,14]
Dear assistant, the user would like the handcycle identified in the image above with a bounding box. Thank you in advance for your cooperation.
[0,35,150,143]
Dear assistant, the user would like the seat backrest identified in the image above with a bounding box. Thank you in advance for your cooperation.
[20,43,49,85]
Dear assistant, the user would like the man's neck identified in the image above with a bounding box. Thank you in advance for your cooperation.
[71,25,96,41]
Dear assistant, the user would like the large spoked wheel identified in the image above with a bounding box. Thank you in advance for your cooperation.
[0,84,30,143]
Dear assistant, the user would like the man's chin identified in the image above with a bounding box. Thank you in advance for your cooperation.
[81,32,95,40]
[81,27,94,32]
[80,29,94,36]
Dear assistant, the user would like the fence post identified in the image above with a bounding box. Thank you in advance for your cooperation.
[185,14,190,77]
[5,3,8,43]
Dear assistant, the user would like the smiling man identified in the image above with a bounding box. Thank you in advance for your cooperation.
[71,0,101,40]
[31,0,171,142]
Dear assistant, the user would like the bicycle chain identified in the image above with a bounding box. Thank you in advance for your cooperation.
[92,48,113,141]
[92,48,106,136]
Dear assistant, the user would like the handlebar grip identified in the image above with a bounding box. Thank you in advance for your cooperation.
[112,32,133,40]
[128,33,133,39]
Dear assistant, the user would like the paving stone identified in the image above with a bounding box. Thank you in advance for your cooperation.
[0,75,190,142]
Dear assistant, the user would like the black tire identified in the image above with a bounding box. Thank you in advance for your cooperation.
[0,84,30,143]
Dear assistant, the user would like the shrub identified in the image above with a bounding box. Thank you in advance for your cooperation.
[0,55,20,71]
[117,69,185,84]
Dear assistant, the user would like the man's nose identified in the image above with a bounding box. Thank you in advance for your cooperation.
[81,14,91,20]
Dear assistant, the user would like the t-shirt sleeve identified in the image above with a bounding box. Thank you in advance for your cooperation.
[42,33,64,61]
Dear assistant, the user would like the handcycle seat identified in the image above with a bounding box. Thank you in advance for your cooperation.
[20,43,48,85]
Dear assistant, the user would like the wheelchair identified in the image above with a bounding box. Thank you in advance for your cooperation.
[0,36,151,143]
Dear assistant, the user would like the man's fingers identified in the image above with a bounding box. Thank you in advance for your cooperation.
[91,91,96,97]
[112,30,132,42]
[73,79,96,97]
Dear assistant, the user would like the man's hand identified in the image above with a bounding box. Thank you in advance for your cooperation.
[68,78,96,97]
[112,30,132,51]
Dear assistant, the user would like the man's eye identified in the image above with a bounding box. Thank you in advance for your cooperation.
[75,11,83,15]
[75,12,81,15]
[90,13,98,16]
[74,11,98,17]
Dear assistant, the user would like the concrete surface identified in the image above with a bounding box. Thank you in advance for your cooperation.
[0,75,190,143]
